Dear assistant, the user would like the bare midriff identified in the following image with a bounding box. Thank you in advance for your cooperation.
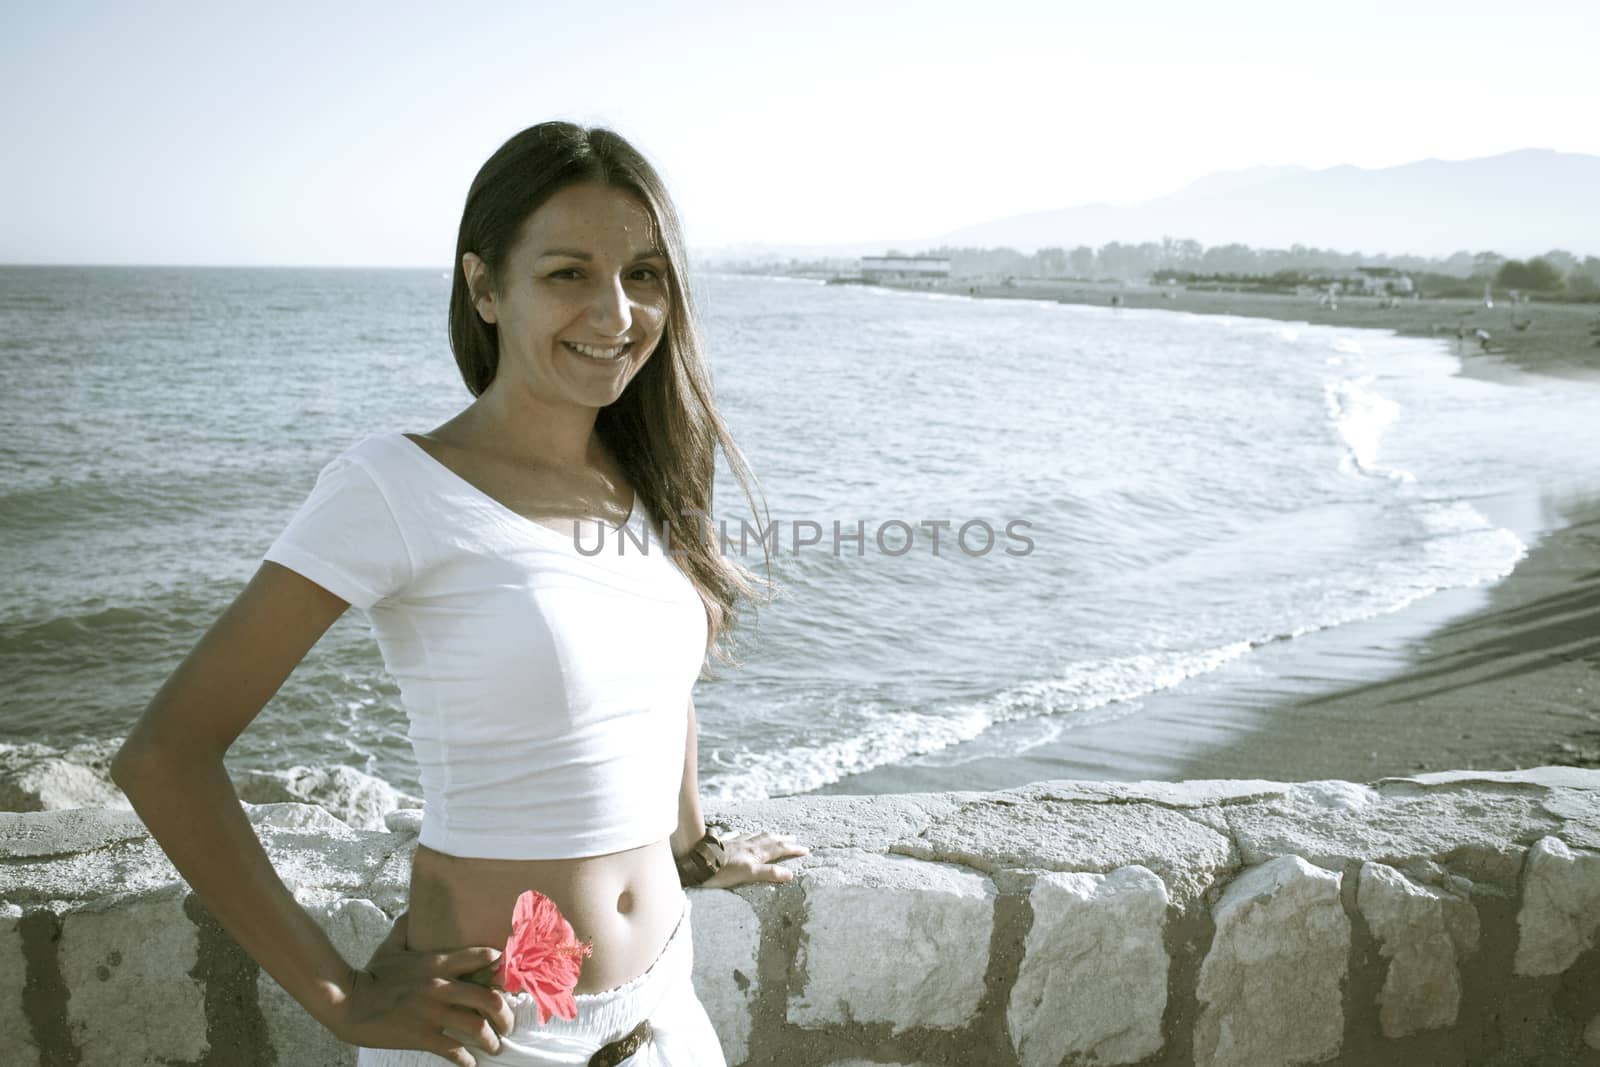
[406,838,686,994]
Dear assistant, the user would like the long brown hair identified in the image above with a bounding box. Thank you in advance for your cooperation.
[448,121,771,672]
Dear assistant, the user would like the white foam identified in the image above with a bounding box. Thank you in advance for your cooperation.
[700,641,1253,801]
[1325,376,1412,481]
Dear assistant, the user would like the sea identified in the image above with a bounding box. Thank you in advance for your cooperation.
[2,266,1597,803]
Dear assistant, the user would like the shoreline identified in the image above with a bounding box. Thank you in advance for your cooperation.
[808,487,1600,798]
[1161,494,1600,781]
[876,277,1600,382]
[803,287,1600,795]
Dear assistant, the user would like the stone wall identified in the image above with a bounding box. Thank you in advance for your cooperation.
[3,767,1599,1065]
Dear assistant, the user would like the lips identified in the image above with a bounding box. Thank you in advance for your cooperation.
[564,340,631,361]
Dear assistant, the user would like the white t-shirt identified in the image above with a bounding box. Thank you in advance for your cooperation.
[262,431,707,860]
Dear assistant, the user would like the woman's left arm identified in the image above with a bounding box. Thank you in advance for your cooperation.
[672,696,809,886]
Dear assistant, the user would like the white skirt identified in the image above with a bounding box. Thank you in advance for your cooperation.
[355,893,725,1066]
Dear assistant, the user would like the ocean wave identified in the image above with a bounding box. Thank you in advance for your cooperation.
[1324,375,1414,482]
[699,641,1253,801]
[700,488,1528,802]
[0,465,283,534]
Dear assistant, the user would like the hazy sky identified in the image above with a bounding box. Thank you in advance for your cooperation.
[4,0,1597,266]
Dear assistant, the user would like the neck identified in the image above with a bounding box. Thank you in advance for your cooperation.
[468,382,604,471]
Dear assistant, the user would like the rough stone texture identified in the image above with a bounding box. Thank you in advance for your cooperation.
[0,740,130,812]
[1540,790,1600,851]
[236,765,423,832]
[0,806,150,859]
[0,804,401,914]
[0,740,422,836]
[1225,779,1554,884]
[1514,835,1600,976]
[1194,855,1349,1067]
[889,781,1238,906]
[1016,779,1292,807]
[0,907,39,1066]
[688,887,761,1064]
[1007,865,1170,1067]
[384,807,423,834]
[257,897,393,1064]
[707,790,972,852]
[59,890,207,1067]
[250,808,398,907]
[1358,861,1480,1037]
[363,830,418,917]
[249,801,356,834]
[1585,1011,1600,1051]
[788,849,995,1033]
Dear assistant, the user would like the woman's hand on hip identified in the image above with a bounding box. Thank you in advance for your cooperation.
[328,909,516,1066]
[700,831,810,887]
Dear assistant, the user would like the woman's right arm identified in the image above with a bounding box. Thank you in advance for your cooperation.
[109,562,509,1065]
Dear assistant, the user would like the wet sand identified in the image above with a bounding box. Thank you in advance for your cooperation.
[891,278,1600,380]
[804,284,1600,793]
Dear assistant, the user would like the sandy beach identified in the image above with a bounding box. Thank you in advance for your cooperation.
[806,282,1600,793]
[897,277,1600,381]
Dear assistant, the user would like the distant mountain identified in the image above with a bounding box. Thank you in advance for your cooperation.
[1158,164,1311,204]
[935,149,1600,258]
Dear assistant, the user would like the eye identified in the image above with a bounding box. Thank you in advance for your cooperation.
[629,265,664,282]
[548,267,582,280]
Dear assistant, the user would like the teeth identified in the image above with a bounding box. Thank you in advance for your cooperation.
[567,341,628,360]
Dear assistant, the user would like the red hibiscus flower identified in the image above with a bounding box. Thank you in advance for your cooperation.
[470,890,593,1024]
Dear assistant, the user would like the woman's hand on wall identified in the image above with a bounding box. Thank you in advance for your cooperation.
[699,831,810,887]
[330,908,516,1066]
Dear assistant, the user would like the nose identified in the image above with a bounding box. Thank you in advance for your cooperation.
[587,274,632,336]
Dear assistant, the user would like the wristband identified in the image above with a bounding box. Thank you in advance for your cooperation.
[675,828,726,887]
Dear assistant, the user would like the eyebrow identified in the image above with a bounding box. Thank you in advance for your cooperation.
[534,248,667,262]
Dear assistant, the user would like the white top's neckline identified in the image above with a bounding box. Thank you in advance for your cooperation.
[387,431,641,541]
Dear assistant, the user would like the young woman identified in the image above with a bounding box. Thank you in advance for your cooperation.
[111,121,807,1066]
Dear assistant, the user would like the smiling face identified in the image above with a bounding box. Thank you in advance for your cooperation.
[464,182,672,411]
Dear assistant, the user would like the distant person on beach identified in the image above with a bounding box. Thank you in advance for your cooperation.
[111,122,804,1066]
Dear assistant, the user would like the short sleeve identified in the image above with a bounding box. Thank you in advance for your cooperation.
[262,455,413,611]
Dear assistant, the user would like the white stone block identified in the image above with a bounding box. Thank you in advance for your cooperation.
[258,898,393,1066]
[59,892,206,1067]
[788,850,995,1033]
[383,808,423,834]
[689,888,760,1065]
[1514,836,1600,976]
[1,910,40,1066]
[894,790,1234,907]
[1358,862,1479,1037]
[245,801,353,834]
[1008,866,1170,1067]
[1228,779,1556,880]
[1194,855,1349,1067]
[236,765,421,832]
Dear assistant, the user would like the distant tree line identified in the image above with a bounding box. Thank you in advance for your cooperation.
[726,240,1600,300]
[916,241,1600,298]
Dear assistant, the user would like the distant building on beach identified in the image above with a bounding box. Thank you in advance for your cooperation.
[1298,267,1415,297]
[1344,267,1415,295]
[860,255,951,283]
